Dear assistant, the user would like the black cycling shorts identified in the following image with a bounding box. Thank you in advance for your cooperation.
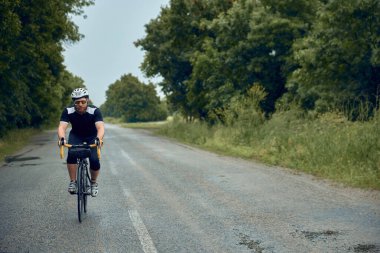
[67,132,100,171]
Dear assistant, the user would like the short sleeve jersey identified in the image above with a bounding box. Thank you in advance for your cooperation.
[60,105,103,137]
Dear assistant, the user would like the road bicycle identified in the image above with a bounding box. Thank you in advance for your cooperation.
[60,142,101,222]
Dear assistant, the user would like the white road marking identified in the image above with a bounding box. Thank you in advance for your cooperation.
[123,188,158,253]
[128,210,158,253]
[121,150,137,166]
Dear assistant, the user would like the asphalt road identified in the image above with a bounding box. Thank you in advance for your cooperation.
[0,124,379,253]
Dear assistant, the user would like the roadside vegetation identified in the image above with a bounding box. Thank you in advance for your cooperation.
[0,0,94,138]
[104,117,167,129]
[130,0,380,190]
[0,128,41,163]
[108,105,380,190]
[100,74,168,123]
[157,109,380,190]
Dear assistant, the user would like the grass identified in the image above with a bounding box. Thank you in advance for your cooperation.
[104,116,171,130]
[0,128,42,163]
[103,117,124,125]
[156,111,380,190]
[120,121,168,129]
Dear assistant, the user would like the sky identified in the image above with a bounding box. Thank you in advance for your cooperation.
[63,0,169,106]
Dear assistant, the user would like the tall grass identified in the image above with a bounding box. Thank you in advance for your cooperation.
[158,110,380,190]
[105,116,169,129]
[158,115,212,145]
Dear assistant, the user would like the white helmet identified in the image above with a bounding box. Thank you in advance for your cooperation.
[71,88,89,100]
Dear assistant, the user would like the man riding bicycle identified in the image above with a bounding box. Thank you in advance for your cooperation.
[57,88,105,197]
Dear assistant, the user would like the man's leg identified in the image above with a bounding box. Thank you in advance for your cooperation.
[89,151,100,197]
[90,169,99,182]
[89,148,100,183]
[67,163,77,194]
[68,163,77,181]
[90,169,99,197]
[88,136,101,196]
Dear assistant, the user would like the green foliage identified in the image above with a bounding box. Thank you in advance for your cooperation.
[101,74,167,122]
[204,83,267,146]
[288,0,380,119]
[248,110,380,189]
[203,0,319,114]
[135,0,234,120]
[138,0,378,123]
[137,0,322,121]
[0,0,94,137]
[217,84,266,145]
[188,0,256,120]
[158,114,212,145]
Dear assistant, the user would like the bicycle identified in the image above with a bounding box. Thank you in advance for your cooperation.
[59,142,101,222]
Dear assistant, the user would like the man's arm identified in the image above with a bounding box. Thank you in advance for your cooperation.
[95,122,105,140]
[58,122,69,140]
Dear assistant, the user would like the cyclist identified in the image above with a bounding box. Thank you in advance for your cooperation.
[57,88,105,197]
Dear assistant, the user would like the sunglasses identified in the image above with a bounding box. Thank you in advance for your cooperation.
[74,100,87,105]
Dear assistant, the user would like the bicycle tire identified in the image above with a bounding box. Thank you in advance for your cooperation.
[77,160,85,222]
[83,160,90,213]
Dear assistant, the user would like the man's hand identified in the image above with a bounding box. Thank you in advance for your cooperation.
[58,137,66,147]
[95,137,103,147]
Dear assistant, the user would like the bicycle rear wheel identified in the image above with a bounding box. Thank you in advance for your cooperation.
[77,160,86,222]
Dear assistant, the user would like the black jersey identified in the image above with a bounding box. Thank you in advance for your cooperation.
[60,105,103,137]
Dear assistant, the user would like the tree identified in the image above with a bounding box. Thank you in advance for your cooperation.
[188,0,256,122]
[189,0,320,121]
[102,74,167,122]
[135,0,233,120]
[287,0,380,119]
[0,0,93,136]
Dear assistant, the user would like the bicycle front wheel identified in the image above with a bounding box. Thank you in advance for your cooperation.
[77,161,86,222]
[83,164,90,213]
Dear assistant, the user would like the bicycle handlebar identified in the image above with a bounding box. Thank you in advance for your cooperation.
[59,143,101,160]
